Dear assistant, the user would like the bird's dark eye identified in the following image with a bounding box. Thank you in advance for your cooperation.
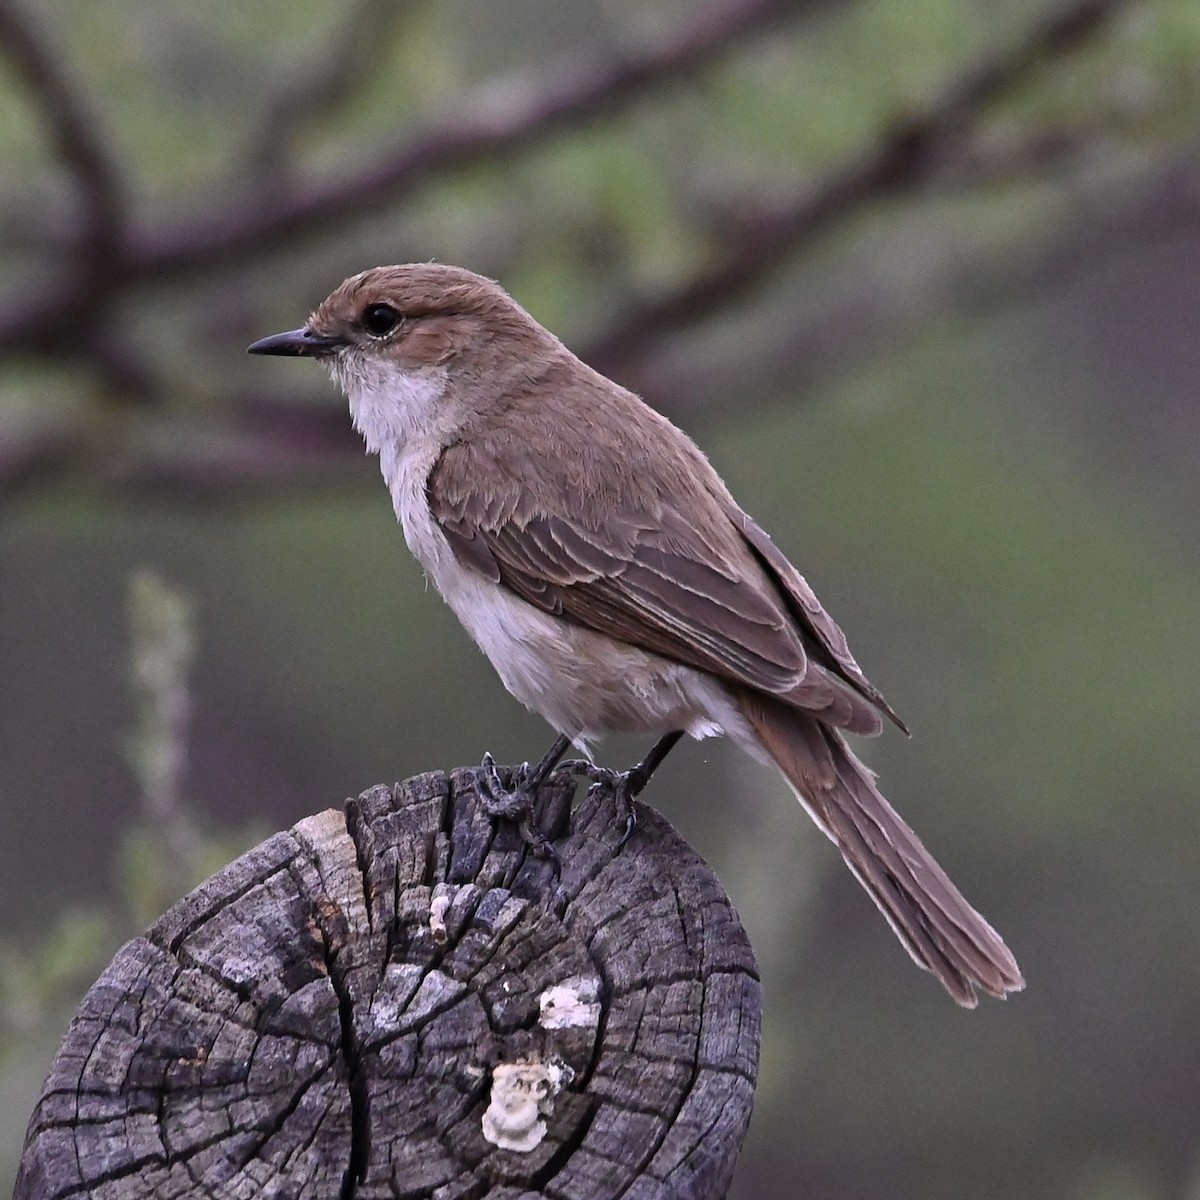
[361,303,400,337]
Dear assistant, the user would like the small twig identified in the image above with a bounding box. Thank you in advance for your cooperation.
[918,124,1095,190]
[239,0,418,187]
[124,570,204,889]
[621,120,1109,416]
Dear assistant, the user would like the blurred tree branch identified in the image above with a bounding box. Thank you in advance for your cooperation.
[637,147,1200,419]
[0,0,1163,498]
[238,0,420,189]
[0,0,812,360]
[583,0,1128,382]
[132,0,817,277]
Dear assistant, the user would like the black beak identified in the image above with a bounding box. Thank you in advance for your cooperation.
[247,327,344,357]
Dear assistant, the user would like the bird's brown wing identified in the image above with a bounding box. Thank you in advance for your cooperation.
[736,513,908,733]
[429,438,891,734]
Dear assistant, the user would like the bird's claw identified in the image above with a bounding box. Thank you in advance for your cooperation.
[477,752,560,868]
[478,752,533,820]
[564,761,641,850]
[517,818,561,870]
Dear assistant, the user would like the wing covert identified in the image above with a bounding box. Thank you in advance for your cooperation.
[428,439,899,733]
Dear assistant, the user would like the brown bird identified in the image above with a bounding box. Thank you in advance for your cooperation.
[249,263,1023,1006]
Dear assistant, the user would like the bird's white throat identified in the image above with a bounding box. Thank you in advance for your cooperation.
[326,351,450,456]
[326,349,456,592]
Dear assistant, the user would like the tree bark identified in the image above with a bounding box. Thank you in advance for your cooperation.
[17,766,761,1199]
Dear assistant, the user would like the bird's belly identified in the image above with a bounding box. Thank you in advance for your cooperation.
[386,442,745,749]
[442,564,717,741]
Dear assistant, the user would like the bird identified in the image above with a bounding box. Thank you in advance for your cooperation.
[248,262,1023,1007]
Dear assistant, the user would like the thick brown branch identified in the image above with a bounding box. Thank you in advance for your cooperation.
[0,0,821,357]
[0,422,80,497]
[581,0,1130,380]
[0,0,123,284]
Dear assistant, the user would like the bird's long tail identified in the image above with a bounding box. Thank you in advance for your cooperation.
[736,690,1024,1006]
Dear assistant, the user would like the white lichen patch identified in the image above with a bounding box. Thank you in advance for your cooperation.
[538,975,601,1030]
[429,887,452,944]
[481,1058,574,1153]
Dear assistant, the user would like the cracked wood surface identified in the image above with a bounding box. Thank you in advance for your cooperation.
[17,767,761,1199]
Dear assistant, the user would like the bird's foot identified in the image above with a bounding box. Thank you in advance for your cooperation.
[563,760,644,849]
[479,753,534,820]
[563,731,682,849]
[477,752,561,868]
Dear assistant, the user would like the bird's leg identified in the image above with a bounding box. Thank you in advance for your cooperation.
[569,731,685,848]
[478,732,574,861]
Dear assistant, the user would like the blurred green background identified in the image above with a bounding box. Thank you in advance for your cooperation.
[3,0,1200,1195]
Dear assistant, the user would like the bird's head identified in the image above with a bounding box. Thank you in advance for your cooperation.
[249,263,561,449]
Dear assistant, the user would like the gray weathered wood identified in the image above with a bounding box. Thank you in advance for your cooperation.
[17,767,761,1199]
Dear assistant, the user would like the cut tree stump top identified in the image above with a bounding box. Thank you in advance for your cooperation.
[18,767,761,1199]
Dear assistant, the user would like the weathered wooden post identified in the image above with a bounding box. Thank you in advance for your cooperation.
[17,766,761,1199]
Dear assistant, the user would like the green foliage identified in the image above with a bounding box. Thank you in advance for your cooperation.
[0,910,112,1069]
[0,568,259,1124]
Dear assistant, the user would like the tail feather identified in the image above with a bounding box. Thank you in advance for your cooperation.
[737,690,1024,1006]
